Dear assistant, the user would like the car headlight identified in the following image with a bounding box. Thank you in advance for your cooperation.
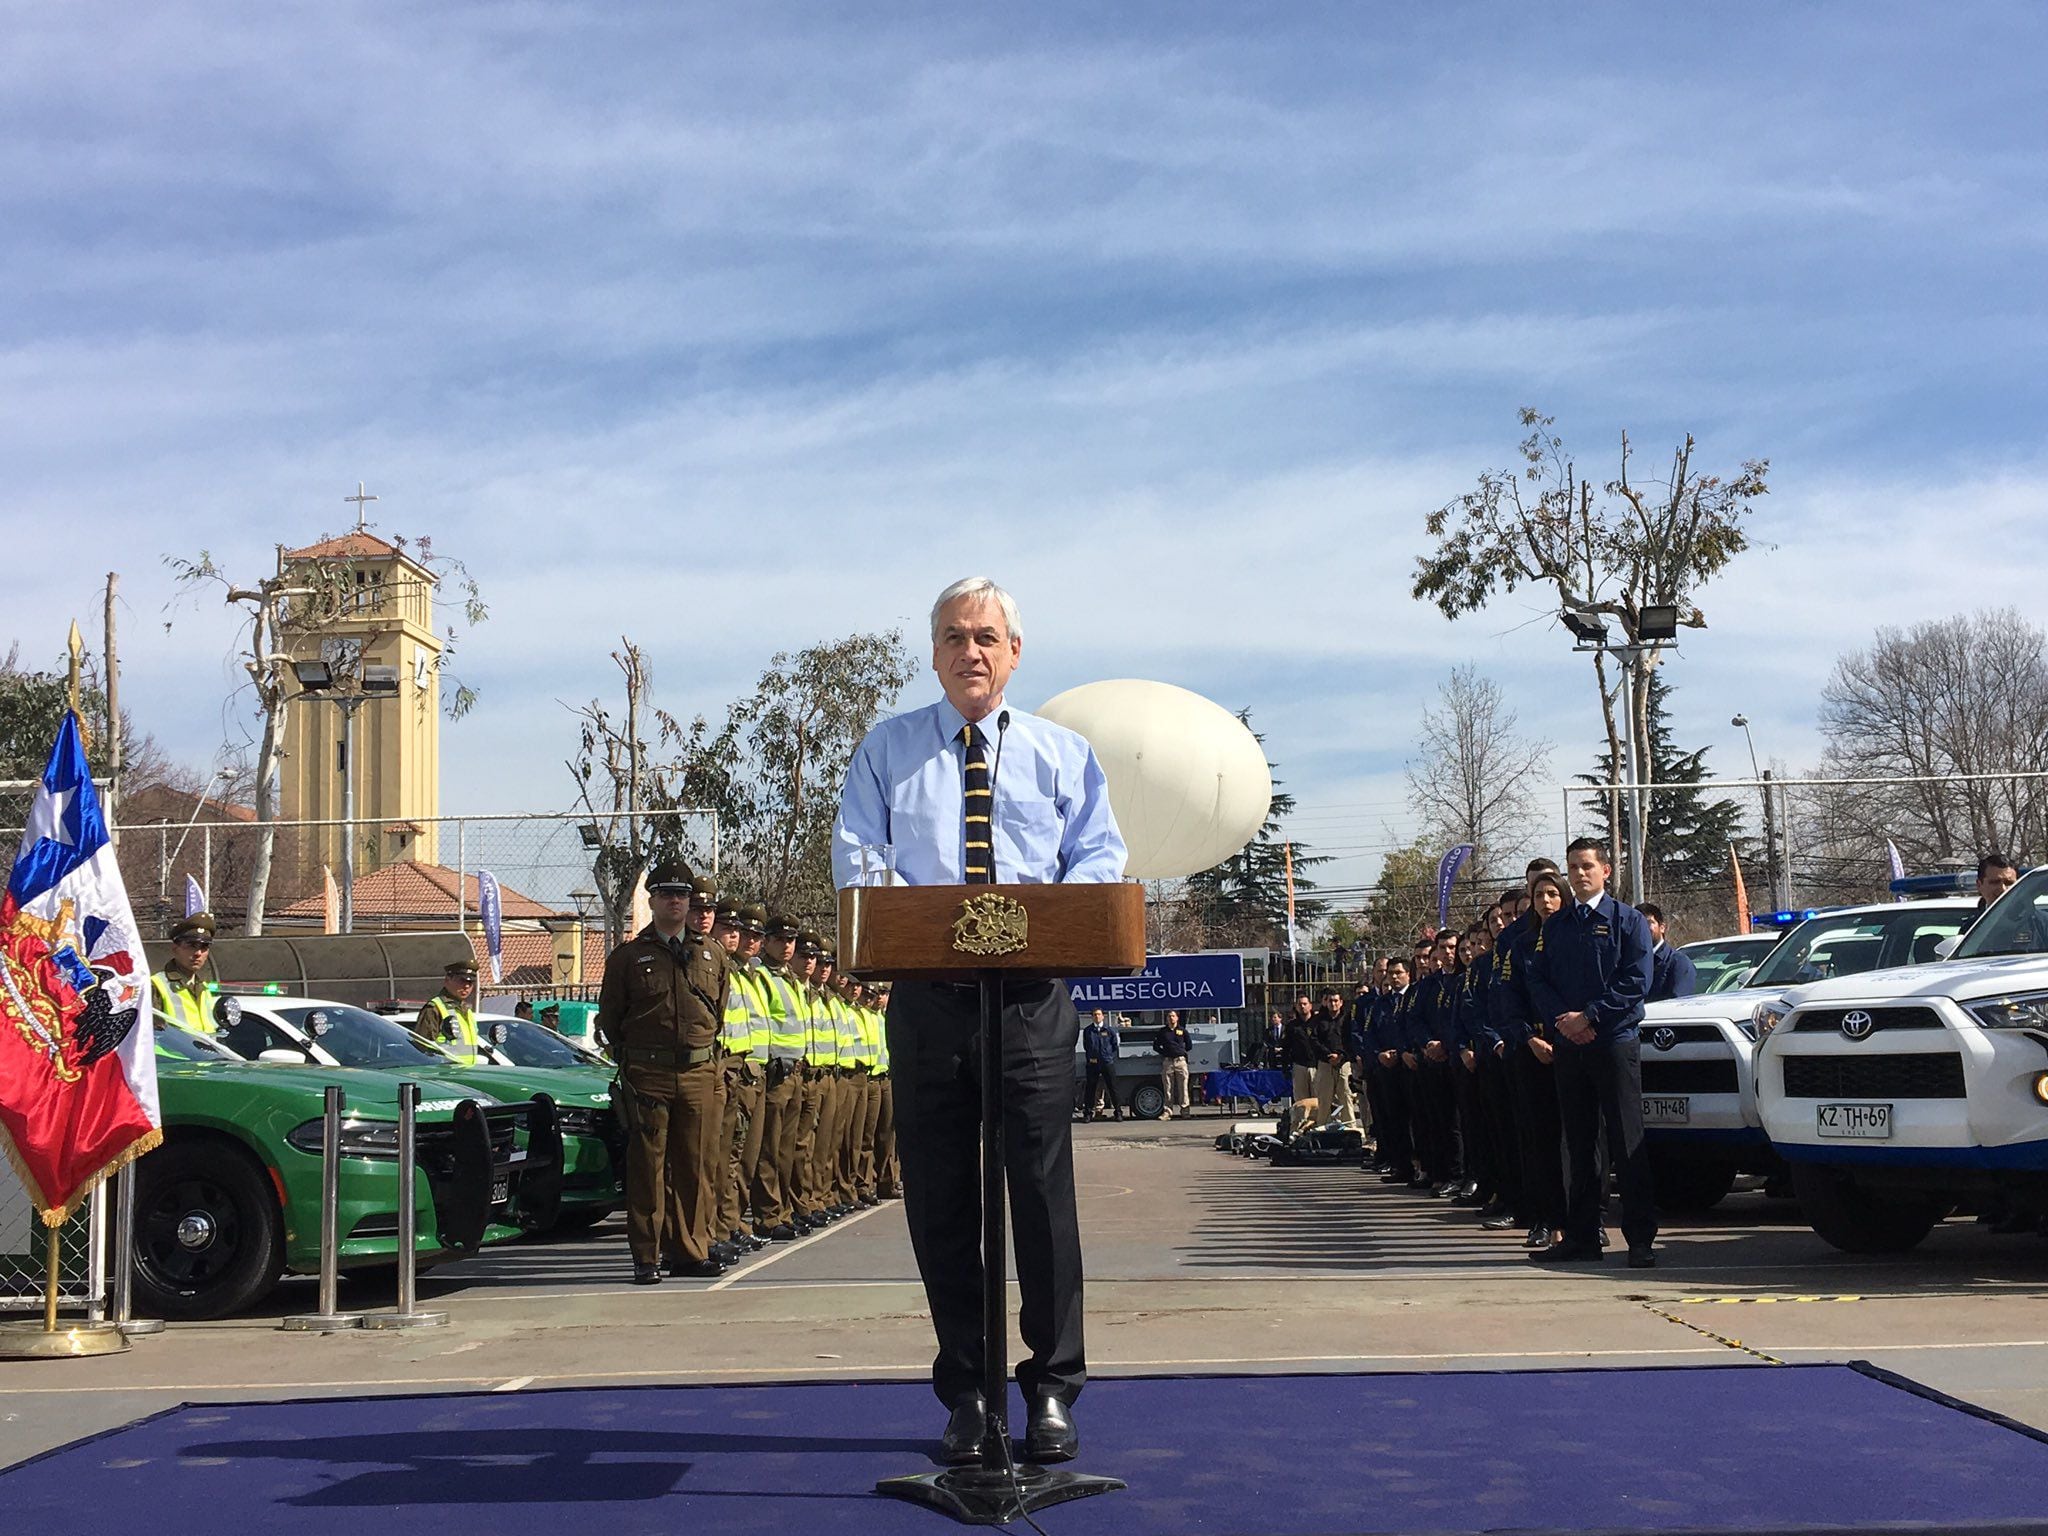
[1964,992,2048,1030]
[555,1106,600,1135]
[1753,1001,1790,1039]
[286,1117,403,1159]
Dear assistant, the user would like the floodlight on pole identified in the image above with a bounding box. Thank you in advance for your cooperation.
[1560,608,1609,646]
[1638,604,1680,641]
[291,659,335,691]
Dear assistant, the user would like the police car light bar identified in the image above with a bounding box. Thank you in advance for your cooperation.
[1887,871,1981,896]
[1755,909,1821,927]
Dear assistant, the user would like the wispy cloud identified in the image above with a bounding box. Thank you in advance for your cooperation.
[5,1,2045,899]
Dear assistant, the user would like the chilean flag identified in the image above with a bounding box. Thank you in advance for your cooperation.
[0,714,160,1224]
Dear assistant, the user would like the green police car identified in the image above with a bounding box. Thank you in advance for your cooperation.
[141,1025,526,1320]
[214,996,622,1233]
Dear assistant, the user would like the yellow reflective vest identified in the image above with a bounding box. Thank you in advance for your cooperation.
[761,965,807,1060]
[151,971,212,1034]
[422,994,480,1063]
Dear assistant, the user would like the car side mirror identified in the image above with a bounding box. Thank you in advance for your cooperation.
[1730,968,1756,989]
[1933,935,1961,960]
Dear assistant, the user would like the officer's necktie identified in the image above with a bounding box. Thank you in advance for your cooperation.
[961,723,993,883]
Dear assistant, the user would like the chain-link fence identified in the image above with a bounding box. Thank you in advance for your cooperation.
[110,808,719,963]
[0,1179,103,1314]
[1560,770,2048,939]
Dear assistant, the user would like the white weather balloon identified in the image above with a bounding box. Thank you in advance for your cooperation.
[1036,680,1272,881]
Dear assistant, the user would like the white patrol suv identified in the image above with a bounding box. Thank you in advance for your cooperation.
[1639,899,1974,1212]
[1755,868,2048,1253]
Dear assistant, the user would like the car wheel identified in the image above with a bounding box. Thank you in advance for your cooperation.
[1648,1151,1737,1213]
[1791,1163,1943,1254]
[1129,1083,1166,1120]
[132,1140,285,1320]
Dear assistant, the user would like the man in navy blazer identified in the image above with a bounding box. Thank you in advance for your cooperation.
[1527,838,1660,1267]
[1640,904,1699,1002]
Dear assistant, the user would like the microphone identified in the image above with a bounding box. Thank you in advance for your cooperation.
[989,710,1011,883]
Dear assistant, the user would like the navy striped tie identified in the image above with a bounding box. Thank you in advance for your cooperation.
[961,723,993,883]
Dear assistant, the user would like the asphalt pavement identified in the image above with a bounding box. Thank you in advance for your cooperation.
[6,1112,2048,1469]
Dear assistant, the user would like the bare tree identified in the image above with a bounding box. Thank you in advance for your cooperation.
[1404,666,1550,886]
[1818,608,2048,872]
[567,640,735,949]
[1414,409,1768,887]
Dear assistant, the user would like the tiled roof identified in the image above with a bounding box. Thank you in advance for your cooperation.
[282,531,403,561]
[278,859,562,922]
[472,929,605,987]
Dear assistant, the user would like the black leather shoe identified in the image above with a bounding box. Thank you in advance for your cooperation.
[1024,1394,1077,1463]
[1533,1241,1604,1264]
[1627,1246,1658,1269]
[709,1241,740,1265]
[631,1262,663,1285]
[939,1396,987,1465]
[1523,1225,1555,1249]
[670,1258,725,1279]
[1480,1212,1519,1230]
[763,1223,798,1241]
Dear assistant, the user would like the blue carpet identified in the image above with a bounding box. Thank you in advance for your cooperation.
[9,1363,2048,1534]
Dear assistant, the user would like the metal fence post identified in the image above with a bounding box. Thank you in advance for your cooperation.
[111,1164,163,1335]
[282,1086,363,1331]
[363,1082,448,1329]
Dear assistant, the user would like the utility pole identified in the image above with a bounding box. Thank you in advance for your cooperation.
[104,573,123,840]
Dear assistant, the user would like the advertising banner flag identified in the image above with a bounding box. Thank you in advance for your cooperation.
[0,714,161,1223]
[183,873,205,917]
[1730,844,1751,934]
[478,870,504,984]
[1886,840,1907,901]
[1436,843,1476,929]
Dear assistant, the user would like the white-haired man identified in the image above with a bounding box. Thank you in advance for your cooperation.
[833,576,1126,1467]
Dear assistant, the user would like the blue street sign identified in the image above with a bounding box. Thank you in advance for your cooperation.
[1067,953,1245,1013]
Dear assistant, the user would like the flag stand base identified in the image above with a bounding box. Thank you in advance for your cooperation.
[0,1320,128,1358]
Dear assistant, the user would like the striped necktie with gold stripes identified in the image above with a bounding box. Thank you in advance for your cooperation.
[961,722,993,883]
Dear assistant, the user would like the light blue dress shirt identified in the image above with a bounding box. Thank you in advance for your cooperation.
[832,697,1127,888]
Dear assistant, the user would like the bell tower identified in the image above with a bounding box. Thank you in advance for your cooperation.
[276,517,444,875]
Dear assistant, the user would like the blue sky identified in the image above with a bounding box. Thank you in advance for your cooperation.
[7,2,2046,898]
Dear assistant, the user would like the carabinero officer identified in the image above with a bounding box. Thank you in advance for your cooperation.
[595,864,732,1283]
[154,912,216,1033]
[417,959,481,1062]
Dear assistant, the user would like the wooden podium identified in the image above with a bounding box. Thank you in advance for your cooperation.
[839,881,1144,1525]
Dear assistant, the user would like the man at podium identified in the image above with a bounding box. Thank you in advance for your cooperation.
[833,576,1125,1467]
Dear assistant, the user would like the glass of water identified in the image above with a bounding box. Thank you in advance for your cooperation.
[855,844,898,887]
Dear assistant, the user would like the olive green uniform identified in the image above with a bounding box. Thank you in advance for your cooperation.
[596,923,730,1269]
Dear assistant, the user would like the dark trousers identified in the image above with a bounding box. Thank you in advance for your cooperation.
[888,979,1086,1409]
[1510,1044,1566,1229]
[1450,1056,1485,1189]
[1475,1047,1522,1216]
[1365,1061,1402,1167]
[1555,1034,1658,1250]
[1420,1056,1463,1182]
[1083,1060,1122,1115]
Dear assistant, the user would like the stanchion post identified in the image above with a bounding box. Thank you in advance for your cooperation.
[282,1085,363,1331]
[364,1082,448,1330]
[111,1165,163,1336]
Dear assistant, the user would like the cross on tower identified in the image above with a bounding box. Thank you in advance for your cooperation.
[345,481,378,531]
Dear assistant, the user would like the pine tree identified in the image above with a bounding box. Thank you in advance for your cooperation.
[1577,675,1750,899]
[1180,712,1328,945]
